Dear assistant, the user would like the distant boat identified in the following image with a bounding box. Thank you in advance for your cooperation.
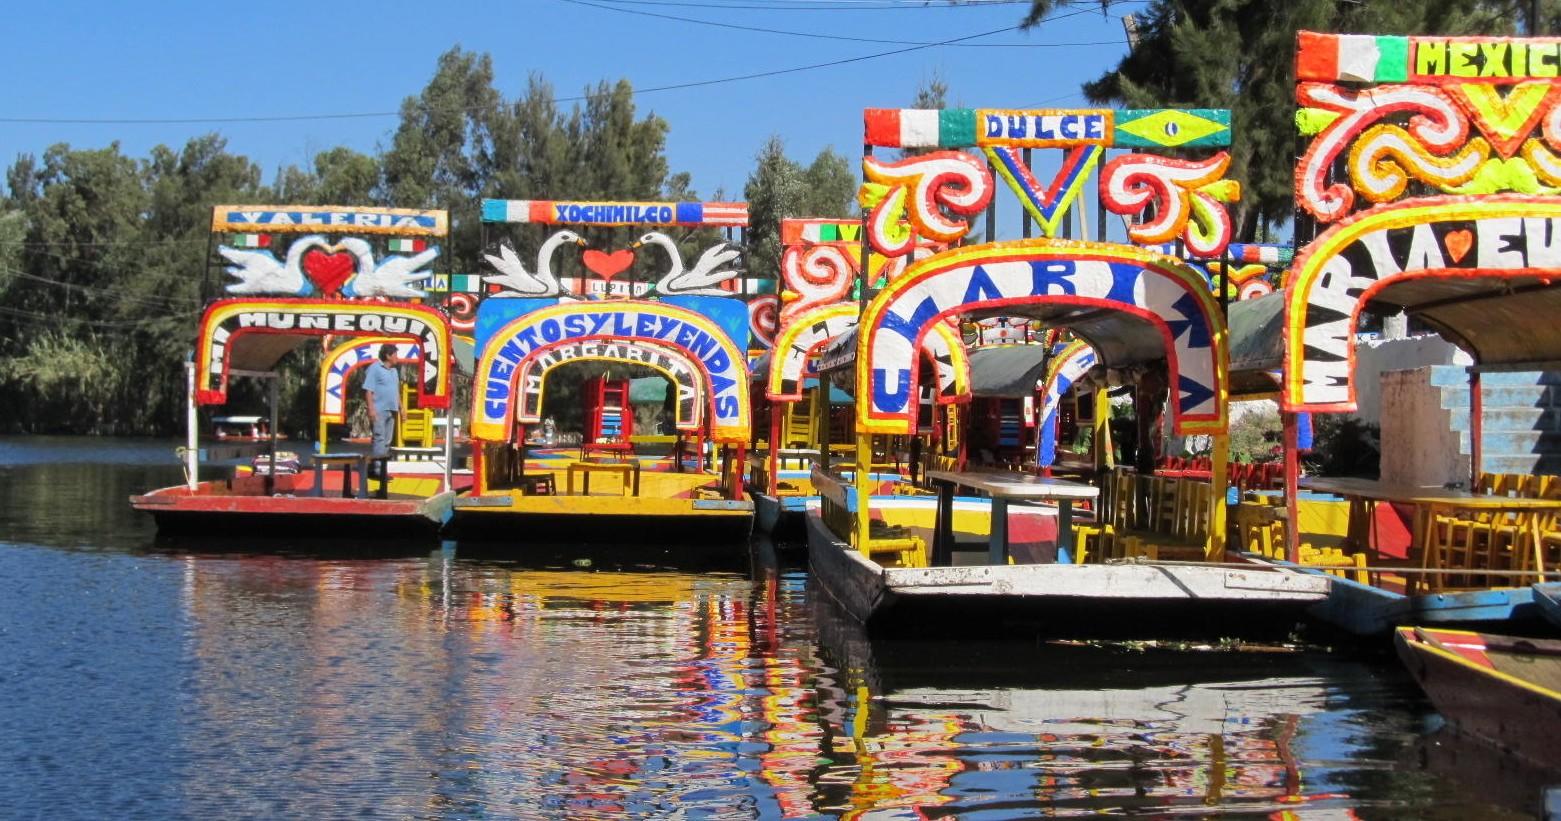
[1394,626,1561,769]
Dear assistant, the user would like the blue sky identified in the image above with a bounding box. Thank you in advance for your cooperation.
[0,0,1143,202]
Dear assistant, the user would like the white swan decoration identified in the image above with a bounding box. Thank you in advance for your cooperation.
[220,237,313,295]
[483,230,586,297]
[349,241,440,299]
[634,232,742,296]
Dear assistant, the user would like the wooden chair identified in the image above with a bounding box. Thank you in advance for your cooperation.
[1074,468,1133,563]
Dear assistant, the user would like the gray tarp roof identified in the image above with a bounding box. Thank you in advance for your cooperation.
[1227,291,1285,398]
[967,345,1051,398]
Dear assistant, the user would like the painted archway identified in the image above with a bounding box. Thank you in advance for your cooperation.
[1037,340,1098,468]
[766,303,972,403]
[1285,196,1561,411]
[514,337,706,432]
[318,337,423,424]
[472,299,751,443]
[856,239,1226,435]
[195,298,451,407]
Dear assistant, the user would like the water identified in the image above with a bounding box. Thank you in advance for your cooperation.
[1,437,1555,818]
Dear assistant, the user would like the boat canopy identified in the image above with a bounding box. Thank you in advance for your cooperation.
[966,345,1052,399]
[1227,291,1286,399]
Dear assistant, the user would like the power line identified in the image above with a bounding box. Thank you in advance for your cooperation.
[558,0,1119,46]
[582,0,1027,8]
[0,10,1120,125]
[0,267,199,309]
[0,304,189,328]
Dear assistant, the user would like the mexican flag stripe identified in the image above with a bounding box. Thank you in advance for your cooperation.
[230,233,269,248]
[1297,32,1408,83]
[388,238,426,253]
[864,109,980,148]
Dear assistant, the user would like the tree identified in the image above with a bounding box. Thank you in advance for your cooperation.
[1028,0,1528,239]
[743,136,806,281]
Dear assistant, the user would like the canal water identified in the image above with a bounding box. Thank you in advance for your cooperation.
[2,437,1555,818]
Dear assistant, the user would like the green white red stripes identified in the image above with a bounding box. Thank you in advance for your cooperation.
[229,233,270,249]
[864,109,978,149]
[388,238,427,253]
[1296,32,1409,83]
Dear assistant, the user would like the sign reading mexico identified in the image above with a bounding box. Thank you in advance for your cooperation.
[516,339,704,431]
[472,301,750,443]
[857,240,1226,435]
[196,300,451,407]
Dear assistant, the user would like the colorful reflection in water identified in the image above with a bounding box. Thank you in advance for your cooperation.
[0,445,1549,818]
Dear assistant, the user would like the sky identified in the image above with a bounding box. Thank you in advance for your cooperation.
[0,0,1145,205]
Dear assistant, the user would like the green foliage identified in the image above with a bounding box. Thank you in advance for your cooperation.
[1028,0,1536,239]
[1307,414,1381,478]
[0,47,695,435]
[742,136,857,281]
[1228,406,1281,463]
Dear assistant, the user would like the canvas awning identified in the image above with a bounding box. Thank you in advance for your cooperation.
[1227,291,1285,398]
[1372,275,1561,370]
[967,344,1051,398]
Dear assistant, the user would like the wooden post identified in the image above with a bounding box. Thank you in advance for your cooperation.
[1094,388,1114,470]
[267,376,279,495]
[1208,433,1229,561]
[768,405,783,494]
[185,361,199,491]
[733,445,747,500]
[854,431,874,551]
[1469,369,1483,489]
[1283,412,1301,564]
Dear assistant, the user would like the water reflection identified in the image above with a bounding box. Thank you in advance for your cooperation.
[0,440,1548,817]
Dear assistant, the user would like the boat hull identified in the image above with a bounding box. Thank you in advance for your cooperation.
[806,511,1328,640]
[130,487,453,540]
[447,492,754,549]
[1394,627,1561,769]
[1533,582,1561,630]
[1262,558,1556,638]
[752,492,806,542]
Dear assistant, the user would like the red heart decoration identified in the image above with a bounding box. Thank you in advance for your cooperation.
[302,248,358,295]
[1444,229,1474,264]
[583,248,636,281]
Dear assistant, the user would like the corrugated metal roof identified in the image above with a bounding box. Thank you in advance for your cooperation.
[967,345,1051,398]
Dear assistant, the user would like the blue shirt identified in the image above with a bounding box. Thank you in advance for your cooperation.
[363,361,402,414]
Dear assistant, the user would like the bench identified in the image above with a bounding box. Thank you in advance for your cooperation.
[567,460,641,496]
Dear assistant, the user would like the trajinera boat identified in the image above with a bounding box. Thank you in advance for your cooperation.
[443,198,758,551]
[130,204,464,538]
[800,104,1330,640]
[1395,626,1561,769]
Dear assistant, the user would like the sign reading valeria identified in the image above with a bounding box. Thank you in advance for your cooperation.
[211,205,447,236]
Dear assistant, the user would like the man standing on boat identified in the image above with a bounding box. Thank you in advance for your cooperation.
[363,344,402,477]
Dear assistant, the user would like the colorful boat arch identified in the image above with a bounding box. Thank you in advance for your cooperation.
[1037,341,1098,468]
[195,299,452,407]
[472,300,750,443]
[514,337,706,432]
[318,337,424,424]
[766,303,971,403]
[856,239,1226,435]
[1284,196,1561,411]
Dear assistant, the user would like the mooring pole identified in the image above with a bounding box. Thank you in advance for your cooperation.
[185,360,199,491]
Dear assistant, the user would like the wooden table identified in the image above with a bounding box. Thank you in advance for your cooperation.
[1304,477,1561,590]
[774,448,821,470]
[581,441,635,461]
[312,453,366,499]
[925,470,1100,566]
[390,446,442,462]
[567,460,641,496]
